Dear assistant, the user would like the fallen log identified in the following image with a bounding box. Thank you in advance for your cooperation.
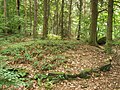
[35,61,112,83]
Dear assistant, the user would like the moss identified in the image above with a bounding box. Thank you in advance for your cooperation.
[78,68,92,79]
[99,64,112,72]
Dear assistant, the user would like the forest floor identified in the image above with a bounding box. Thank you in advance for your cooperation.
[0,35,120,90]
[52,45,120,90]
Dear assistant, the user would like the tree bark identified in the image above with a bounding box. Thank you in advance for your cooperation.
[29,0,32,33]
[43,0,48,39]
[24,0,27,34]
[106,0,113,54]
[4,0,7,19]
[53,0,59,35]
[33,0,38,39]
[56,0,59,35]
[4,0,7,34]
[16,0,21,32]
[61,0,64,39]
[68,0,72,38]
[77,0,83,40]
[89,0,98,46]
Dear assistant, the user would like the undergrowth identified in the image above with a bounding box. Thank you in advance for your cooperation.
[1,34,119,89]
[0,38,81,89]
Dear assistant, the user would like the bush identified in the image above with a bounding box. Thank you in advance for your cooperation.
[47,34,61,40]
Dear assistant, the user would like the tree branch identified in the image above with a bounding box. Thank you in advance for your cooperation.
[98,9,107,14]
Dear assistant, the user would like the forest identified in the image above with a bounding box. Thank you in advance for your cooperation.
[0,0,120,90]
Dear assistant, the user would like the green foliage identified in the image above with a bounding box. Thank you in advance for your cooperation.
[34,73,65,89]
[41,63,55,71]
[32,60,39,68]
[14,54,23,60]
[0,40,80,88]
[0,34,25,47]
[0,56,24,87]
[79,69,92,79]
[113,39,120,45]
[0,55,9,61]
[41,54,67,71]
[1,45,26,56]
[0,15,24,34]
[0,57,30,88]
[47,34,61,40]
[0,63,28,88]
[24,52,33,61]
[0,0,119,89]
[99,64,112,72]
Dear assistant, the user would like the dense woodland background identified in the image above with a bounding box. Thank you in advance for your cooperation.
[0,0,120,90]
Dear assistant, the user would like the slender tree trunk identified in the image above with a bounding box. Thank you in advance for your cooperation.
[53,0,59,35]
[43,0,48,39]
[16,0,21,32]
[4,0,7,19]
[106,0,113,54]
[77,0,82,40]
[68,0,72,38]
[33,0,38,39]
[47,0,50,26]
[24,0,27,34]
[89,0,98,46]
[4,0,7,34]
[56,0,59,35]
[61,0,64,39]
[29,0,32,32]
[16,0,20,20]
[53,10,56,34]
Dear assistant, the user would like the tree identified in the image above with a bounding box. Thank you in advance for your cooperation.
[4,0,7,34]
[68,0,73,38]
[61,0,64,39]
[106,0,114,53]
[29,0,32,31]
[43,0,49,39]
[16,0,21,32]
[53,0,59,35]
[0,0,119,43]
[77,0,83,40]
[33,0,38,39]
[24,0,28,34]
[89,0,98,46]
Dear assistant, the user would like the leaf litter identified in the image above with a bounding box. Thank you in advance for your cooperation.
[0,42,120,90]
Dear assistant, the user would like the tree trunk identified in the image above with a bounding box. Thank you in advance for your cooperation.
[29,0,32,33]
[43,0,48,39]
[106,0,113,54]
[68,0,72,38]
[4,0,7,34]
[33,0,38,39]
[56,0,59,35]
[89,0,98,46]
[77,0,83,40]
[24,0,27,35]
[61,0,64,39]
[53,0,59,35]
[4,0,7,20]
[16,0,21,32]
